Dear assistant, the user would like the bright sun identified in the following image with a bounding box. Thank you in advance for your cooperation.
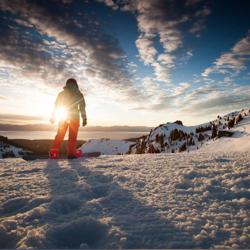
[55,107,68,122]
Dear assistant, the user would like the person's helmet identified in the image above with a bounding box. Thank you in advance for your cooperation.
[65,78,79,90]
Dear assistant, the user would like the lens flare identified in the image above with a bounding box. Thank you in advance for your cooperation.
[55,107,68,122]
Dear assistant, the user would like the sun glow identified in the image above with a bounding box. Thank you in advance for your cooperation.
[55,107,68,122]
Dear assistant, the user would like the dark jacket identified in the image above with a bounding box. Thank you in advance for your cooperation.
[55,88,86,120]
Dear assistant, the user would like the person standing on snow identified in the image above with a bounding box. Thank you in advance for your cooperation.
[50,78,87,159]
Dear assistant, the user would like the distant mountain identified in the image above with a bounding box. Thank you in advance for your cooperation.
[128,108,250,154]
[0,124,153,132]
[0,124,53,131]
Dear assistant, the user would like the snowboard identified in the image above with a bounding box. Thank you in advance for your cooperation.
[22,152,101,161]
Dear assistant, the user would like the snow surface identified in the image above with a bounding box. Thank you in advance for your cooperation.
[80,139,134,155]
[0,151,250,249]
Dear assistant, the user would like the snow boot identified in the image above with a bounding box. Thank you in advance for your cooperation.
[67,149,82,159]
[49,148,59,159]
[75,149,83,158]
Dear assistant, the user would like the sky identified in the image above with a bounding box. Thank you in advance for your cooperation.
[0,0,250,127]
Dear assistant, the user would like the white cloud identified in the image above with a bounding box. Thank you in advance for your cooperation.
[202,31,250,77]
[152,63,171,83]
[157,54,175,66]
[174,82,191,95]
[99,0,186,84]
[195,6,211,17]
[189,6,211,35]
[134,0,183,83]
[180,84,250,116]
[135,35,157,65]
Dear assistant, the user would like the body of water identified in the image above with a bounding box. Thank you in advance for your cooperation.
[0,130,146,140]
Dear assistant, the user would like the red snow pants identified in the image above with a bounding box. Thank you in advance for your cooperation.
[52,119,80,156]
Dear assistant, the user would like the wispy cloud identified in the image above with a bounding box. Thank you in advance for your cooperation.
[98,0,215,112]
[126,0,185,84]
[0,95,7,100]
[180,84,250,116]
[189,6,211,35]
[0,113,44,124]
[202,31,250,77]
[99,0,209,85]
[98,0,211,88]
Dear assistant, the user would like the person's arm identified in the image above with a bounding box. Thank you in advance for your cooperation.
[79,94,87,126]
[50,93,61,124]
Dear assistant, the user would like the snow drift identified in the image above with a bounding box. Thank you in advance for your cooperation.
[80,139,134,155]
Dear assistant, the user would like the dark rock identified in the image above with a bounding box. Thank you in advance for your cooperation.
[217,130,234,138]
[174,120,183,126]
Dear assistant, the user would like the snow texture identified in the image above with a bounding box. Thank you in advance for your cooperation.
[0,151,250,248]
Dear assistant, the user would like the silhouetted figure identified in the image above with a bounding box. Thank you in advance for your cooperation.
[50,78,87,159]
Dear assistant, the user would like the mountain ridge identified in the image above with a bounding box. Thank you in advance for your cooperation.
[128,108,250,154]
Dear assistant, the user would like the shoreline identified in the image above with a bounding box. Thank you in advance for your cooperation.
[1,137,86,156]
[0,130,147,141]
[0,135,141,156]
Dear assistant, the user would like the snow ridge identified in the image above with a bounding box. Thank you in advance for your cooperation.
[129,108,250,154]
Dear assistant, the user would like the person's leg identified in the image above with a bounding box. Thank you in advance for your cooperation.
[52,121,68,152]
[68,119,80,156]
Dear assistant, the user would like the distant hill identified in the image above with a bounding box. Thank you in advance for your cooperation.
[128,108,250,154]
[0,123,153,132]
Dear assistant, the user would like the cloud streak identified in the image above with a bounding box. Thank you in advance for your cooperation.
[203,31,250,77]
[179,84,250,117]
[125,0,184,84]
[0,113,44,124]
[189,6,211,35]
[99,0,210,84]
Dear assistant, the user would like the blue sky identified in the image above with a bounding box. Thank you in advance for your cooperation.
[0,0,249,126]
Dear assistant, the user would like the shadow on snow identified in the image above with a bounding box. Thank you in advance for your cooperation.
[44,159,198,249]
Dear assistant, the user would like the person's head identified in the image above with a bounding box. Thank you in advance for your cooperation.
[64,78,79,90]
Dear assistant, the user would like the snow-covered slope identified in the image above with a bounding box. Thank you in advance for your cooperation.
[80,139,134,155]
[129,108,250,154]
[0,151,249,249]
[129,121,199,154]
[0,137,26,158]
[200,115,250,152]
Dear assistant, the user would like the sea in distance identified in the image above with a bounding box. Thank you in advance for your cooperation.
[0,130,146,140]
